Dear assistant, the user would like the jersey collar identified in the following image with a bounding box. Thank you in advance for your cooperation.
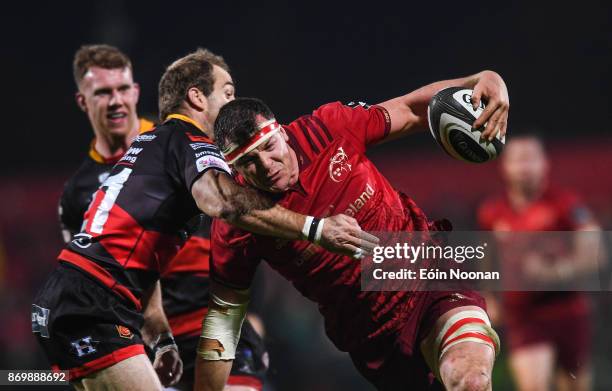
[88,118,155,164]
[165,113,205,132]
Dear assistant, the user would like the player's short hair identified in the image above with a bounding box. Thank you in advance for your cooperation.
[506,131,547,153]
[73,44,132,86]
[158,48,230,121]
[214,98,275,153]
[511,132,545,144]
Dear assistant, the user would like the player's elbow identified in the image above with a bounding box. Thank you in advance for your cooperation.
[388,98,426,135]
[192,173,244,221]
[216,203,244,222]
[194,191,241,221]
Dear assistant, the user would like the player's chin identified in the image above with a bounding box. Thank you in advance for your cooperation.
[106,123,131,136]
[266,179,290,193]
[266,185,287,193]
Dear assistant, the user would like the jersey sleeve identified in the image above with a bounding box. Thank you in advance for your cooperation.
[210,218,261,290]
[557,191,595,229]
[312,101,391,152]
[170,131,232,192]
[58,185,83,243]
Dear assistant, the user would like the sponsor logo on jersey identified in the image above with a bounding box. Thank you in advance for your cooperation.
[134,134,157,142]
[195,148,221,158]
[119,147,144,164]
[347,101,371,109]
[70,336,99,357]
[190,143,213,151]
[31,305,50,338]
[186,132,212,143]
[329,147,352,182]
[126,147,143,155]
[116,325,134,339]
[344,183,375,217]
[72,233,93,249]
[196,155,231,174]
[121,156,137,163]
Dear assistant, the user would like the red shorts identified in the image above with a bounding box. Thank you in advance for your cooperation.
[348,290,486,391]
[506,310,592,373]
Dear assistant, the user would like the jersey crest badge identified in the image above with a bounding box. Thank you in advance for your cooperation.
[329,147,352,183]
[116,325,134,339]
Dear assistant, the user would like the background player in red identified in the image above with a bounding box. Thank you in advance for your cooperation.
[478,135,602,391]
[196,69,509,391]
[58,45,269,390]
[33,48,375,390]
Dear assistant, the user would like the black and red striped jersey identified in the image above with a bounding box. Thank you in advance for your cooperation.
[58,115,231,311]
[160,213,213,336]
[59,118,155,242]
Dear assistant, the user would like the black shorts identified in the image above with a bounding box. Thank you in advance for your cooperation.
[32,263,145,380]
[172,318,268,390]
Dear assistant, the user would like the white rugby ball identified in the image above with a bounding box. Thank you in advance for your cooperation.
[427,87,504,163]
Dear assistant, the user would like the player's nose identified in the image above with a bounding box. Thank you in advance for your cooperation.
[259,155,274,171]
[109,89,124,106]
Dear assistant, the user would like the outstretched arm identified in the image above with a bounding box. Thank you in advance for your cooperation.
[192,170,379,257]
[378,70,509,141]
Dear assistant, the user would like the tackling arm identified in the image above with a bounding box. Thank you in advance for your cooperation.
[192,170,379,257]
[378,70,509,141]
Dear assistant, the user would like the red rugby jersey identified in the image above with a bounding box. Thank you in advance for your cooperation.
[478,187,593,319]
[212,101,433,351]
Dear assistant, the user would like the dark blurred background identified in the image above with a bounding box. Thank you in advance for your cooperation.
[1,1,611,390]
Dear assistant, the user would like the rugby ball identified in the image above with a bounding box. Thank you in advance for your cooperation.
[427,87,504,163]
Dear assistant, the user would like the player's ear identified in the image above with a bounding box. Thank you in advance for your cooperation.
[187,87,207,112]
[75,92,87,112]
[280,126,289,142]
[132,82,140,103]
